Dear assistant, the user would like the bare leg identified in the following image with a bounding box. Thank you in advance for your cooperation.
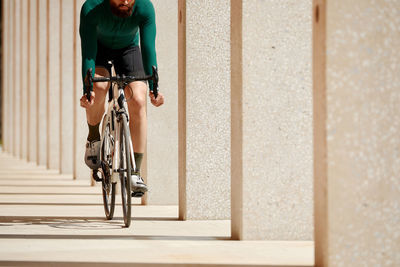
[81,67,111,172]
[125,81,147,154]
[85,67,111,126]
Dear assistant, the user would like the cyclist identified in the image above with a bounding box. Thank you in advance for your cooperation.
[79,0,164,195]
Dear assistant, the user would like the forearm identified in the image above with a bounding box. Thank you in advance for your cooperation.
[139,1,157,78]
[79,5,97,93]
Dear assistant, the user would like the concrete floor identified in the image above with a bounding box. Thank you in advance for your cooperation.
[0,150,314,266]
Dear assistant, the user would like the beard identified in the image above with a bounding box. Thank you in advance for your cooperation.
[110,1,134,18]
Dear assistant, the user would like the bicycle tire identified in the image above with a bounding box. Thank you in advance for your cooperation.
[119,115,132,227]
[101,122,116,220]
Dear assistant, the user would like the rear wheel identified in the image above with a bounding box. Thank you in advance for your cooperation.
[101,122,116,220]
[119,115,132,227]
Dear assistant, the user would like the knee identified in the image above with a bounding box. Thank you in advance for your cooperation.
[93,67,110,95]
[93,82,109,95]
[128,94,146,112]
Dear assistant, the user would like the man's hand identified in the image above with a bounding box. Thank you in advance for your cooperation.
[149,91,164,107]
[80,91,95,109]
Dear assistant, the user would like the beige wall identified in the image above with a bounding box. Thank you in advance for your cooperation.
[145,0,179,205]
[314,0,400,265]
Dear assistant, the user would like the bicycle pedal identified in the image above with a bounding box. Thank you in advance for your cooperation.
[131,192,144,198]
[92,170,102,182]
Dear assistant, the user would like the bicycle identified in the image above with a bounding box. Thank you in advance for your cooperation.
[84,66,158,227]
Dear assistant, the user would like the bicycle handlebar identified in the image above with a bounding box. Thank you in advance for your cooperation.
[84,66,159,101]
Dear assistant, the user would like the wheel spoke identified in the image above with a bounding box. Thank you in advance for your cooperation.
[101,123,115,220]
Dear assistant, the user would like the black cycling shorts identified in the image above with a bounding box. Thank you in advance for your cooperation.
[95,41,146,77]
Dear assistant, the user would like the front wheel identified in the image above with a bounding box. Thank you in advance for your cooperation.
[119,115,132,227]
[101,165,116,220]
[101,122,116,220]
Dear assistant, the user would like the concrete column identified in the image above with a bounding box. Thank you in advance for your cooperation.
[2,0,9,152]
[20,0,29,160]
[28,0,38,162]
[13,0,21,157]
[73,0,90,180]
[47,0,61,170]
[7,0,13,154]
[178,0,231,220]
[37,0,48,166]
[7,0,14,154]
[60,0,74,174]
[313,0,400,265]
[231,0,313,240]
[145,0,178,205]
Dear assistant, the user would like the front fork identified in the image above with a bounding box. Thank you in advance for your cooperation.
[111,112,136,183]
[111,110,120,184]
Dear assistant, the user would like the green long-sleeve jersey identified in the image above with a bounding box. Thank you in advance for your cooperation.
[79,0,157,91]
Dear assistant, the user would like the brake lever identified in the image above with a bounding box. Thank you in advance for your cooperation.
[85,68,93,101]
[151,66,159,99]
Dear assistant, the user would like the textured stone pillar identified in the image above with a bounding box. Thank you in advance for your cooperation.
[60,0,74,174]
[231,0,313,240]
[47,0,61,170]
[313,0,400,265]
[13,0,21,157]
[74,0,90,180]
[2,0,9,152]
[178,0,231,220]
[37,0,48,166]
[28,0,38,162]
[20,0,28,160]
[145,0,178,205]
[7,0,14,154]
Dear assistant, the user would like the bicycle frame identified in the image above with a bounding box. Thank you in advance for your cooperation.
[101,82,135,184]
